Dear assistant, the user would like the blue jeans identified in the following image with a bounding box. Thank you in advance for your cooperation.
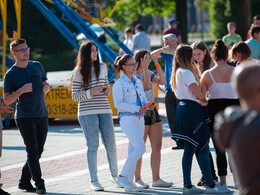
[15,117,48,186]
[182,142,214,186]
[78,113,118,182]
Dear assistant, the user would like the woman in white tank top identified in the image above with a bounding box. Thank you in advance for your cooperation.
[200,40,240,192]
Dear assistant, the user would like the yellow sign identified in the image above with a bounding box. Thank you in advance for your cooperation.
[45,85,118,118]
[1,84,158,120]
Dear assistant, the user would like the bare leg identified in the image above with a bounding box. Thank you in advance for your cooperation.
[148,122,162,181]
[219,176,226,185]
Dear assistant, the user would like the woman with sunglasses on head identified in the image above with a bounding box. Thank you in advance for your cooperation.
[70,41,119,191]
[113,54,154,192]
[133,49,173,189]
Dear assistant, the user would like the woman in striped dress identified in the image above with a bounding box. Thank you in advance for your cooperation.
[70,41,119,191]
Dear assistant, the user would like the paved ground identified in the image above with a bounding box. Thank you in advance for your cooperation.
[1,103,237,195]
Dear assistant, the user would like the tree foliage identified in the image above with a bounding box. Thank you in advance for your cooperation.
[106,0,176,30]
[7,1,75,55]
[208,0,234,40]
[207,0,260,40]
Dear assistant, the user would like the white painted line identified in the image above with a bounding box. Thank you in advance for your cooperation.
[1,138,130,171]
[6,147,173,193]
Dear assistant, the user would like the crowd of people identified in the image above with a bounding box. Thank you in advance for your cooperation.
[0,14,260,195]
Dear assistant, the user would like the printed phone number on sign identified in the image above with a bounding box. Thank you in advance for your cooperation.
[47,104,77,115]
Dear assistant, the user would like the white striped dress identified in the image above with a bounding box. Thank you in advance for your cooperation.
[72,63,112,116]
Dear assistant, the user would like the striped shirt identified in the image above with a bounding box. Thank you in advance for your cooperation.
[72,63,112,116]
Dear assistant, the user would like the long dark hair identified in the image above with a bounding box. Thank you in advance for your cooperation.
[134,49,150,70]
[70,41,100,90]
[211,39,228,61]
[191,41,212,72]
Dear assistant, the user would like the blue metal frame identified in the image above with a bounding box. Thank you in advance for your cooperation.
[30,0,80,50]
[29,0,133,63]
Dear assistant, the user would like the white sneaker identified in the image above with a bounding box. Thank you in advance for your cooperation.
[183,185,203,194]
[117,176,132,189]
[136,179,149,189]
[205,184,229,194]
[215,183,230,193]
[111,176,123,188]
[125,183,142,192]
[91,181,104,191]
[152,178,173,187]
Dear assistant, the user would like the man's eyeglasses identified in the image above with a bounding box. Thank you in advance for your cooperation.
[14,47,30,53]
[124,62,138,66]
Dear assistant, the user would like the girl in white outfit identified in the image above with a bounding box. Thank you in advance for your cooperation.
[112,54,154,192]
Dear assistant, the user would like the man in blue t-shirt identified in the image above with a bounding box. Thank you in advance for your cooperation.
[151,34,183,149]
[3,38,50,194]
[245,26,260,60]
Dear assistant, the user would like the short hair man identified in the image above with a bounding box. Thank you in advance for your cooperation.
[132,24,150,52]
[3,38,50,194]
[151,34,182,149]
[222,22,242,49]
[245,26,260,60]
[214,63,260,194]
[247,15,260,40]
[162,19,182,44]
[119,27,133,56]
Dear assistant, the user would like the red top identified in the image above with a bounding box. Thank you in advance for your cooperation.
[163,28,181,36]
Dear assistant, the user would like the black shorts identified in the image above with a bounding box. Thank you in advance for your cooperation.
[144,106,161,125]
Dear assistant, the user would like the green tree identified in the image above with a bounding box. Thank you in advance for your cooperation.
[6,1,77,71]
[7,1,76,55]
[106,0,176,30]
[208,0,260,40]
[209,0,234,40]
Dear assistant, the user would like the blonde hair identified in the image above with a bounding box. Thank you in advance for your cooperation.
[170,45,199,90]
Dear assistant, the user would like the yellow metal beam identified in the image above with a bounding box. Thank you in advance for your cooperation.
[44,0,53,4]
[0,0,7,79]
[106,0,121,20]
[63,0,93,21]
[13,0,21,38]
